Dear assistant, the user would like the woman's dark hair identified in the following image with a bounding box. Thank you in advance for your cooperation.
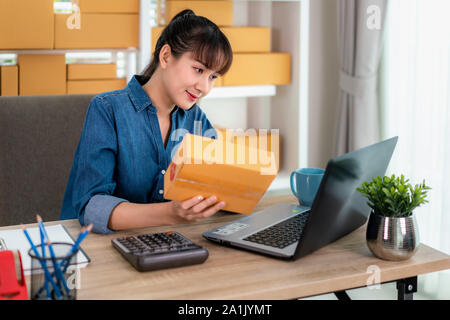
[141,9,233,83]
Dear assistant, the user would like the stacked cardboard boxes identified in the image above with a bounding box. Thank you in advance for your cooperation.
[55,0,138,48]
[153,1,291,86]
[164,1,233,26]
[0,0,139,50]
[54,14,139,49]
[151,26,271,54]
[66,64,126,94]
[18,55,66,96]
[78,0,139,13]
[0,66,19,96]
[0,0,54,49]
[0,0,137,95]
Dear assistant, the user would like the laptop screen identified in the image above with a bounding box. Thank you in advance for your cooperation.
[293,137,398,259]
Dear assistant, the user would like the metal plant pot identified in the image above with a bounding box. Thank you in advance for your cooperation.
[366,211,420,261]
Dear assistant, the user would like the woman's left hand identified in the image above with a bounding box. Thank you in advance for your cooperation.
[167,195,226,223]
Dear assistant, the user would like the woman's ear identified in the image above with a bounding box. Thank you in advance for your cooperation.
[159,44,172,69]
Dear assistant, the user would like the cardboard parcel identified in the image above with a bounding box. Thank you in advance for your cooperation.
[164,133,278,214]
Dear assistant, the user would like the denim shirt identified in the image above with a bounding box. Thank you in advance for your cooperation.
[60,75,217,234]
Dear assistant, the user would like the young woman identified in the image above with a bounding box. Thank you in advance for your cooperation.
[60,10,233,234]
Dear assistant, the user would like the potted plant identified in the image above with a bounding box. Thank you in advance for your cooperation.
[357,174,431,261]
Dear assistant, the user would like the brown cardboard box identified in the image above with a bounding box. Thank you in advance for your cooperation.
[67,79,127,94]
[18,55,66,96]
[214,76,223,87]
[78,0,139,13]
[54,13,139,49]
[164,1,233,26]
[217,128,281,172]
[0,65,19,96]
[0,0,54,49]
[151,26,270,53]
[221,27,271,53]
[223,53,291,86]
[151,27,164,53]
[67,64,117,80]
[164,133,277,214]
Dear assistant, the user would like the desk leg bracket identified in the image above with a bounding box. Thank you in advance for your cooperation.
[334,290,351,300]
[396,276,417,300]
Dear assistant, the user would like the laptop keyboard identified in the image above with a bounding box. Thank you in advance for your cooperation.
[243,213,309,249]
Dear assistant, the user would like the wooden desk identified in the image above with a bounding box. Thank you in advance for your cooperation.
[3,195,450,300]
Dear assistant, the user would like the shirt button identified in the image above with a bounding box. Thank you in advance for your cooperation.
[161,170,166,175]
[159,189,164,194]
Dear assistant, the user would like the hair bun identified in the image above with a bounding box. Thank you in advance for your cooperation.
[171,9,195,23]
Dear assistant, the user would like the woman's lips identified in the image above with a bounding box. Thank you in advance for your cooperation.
[186,90,198,101]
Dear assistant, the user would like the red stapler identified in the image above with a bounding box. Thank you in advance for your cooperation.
[0,250,29,300]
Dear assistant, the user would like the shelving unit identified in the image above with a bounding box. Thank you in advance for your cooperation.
[204,85,276,99]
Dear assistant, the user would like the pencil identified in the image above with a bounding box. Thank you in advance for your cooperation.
[47,240,70,295]
[21,225,63,299]
[61,224,93,273]
[37,215,71,297]
[36,215,51,299]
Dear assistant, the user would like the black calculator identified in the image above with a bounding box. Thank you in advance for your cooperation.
[111,231,209,272]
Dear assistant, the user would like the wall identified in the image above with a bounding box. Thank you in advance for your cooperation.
[308,0,339,168]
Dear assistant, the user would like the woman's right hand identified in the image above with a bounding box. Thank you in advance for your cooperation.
[167,195,226,224]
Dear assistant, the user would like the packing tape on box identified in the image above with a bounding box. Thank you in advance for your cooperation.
[173,177,264,199]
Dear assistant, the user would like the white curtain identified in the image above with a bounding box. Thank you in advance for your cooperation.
[334,0,388,155]
[381,0,450,294]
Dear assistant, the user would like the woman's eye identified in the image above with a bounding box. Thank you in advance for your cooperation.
[210,75,218,80]
[194,67,203,73]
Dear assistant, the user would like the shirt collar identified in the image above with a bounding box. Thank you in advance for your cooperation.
[126,75,192,116]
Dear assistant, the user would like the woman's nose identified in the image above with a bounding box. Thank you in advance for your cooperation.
[195,74,211,94]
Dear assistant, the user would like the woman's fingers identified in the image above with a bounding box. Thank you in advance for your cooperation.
[178,195,225,221]
[190,200,226,219]
[180,195,205,210]
[192,196,218,213]
[201,201,226,218]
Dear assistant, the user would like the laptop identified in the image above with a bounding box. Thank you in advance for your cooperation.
[203,137,398,260]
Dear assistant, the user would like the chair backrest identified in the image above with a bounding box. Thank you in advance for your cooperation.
[0,94,94,226]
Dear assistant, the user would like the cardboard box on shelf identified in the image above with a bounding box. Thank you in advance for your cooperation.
[18,55,66,96]
[151,26,270,53]
[164,133,277,215]
[214,76,223,87]
[78,0,139,13]
[223,53,291,86]
[67,64,117,80]
[0,65,19,96]
[0,0,54,49]
[164,1,233,26]
[151,27,163,53]
[54,13,138,49]
[67,79,127,94]
[221,27,271,53]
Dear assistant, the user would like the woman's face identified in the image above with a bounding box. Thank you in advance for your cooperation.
[162,50,219,110]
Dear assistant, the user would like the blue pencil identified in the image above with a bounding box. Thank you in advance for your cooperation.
[37,216,51,299]
[47,240,70,295]
[37,215,70,296]
[62,224,93,273]
[21,225,63,299]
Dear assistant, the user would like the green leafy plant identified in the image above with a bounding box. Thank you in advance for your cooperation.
[356,174,431,218]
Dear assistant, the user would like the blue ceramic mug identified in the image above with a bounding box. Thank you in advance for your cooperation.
[290,168,325,207]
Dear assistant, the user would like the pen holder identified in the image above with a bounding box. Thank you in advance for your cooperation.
[28,242,78,300]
